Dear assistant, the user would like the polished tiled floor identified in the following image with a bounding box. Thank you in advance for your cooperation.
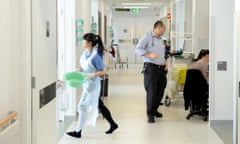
[58,64,224,144]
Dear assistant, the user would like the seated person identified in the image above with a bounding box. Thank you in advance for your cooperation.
[184,49,209,116]
[189,49,209,82]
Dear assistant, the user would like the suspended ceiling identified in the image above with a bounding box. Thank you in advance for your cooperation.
[104,0,171,10]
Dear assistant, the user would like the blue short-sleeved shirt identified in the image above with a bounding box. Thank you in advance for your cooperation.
[82,47,105,72]
[135,32,166,65]
[92,54,104,71]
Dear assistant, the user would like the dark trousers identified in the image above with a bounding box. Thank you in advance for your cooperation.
[143,63,167,117]
[98,98,115,125]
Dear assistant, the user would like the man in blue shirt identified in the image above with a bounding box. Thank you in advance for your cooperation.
[135,20,167,123]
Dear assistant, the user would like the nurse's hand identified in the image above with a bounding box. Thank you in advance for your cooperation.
[84,73,95,79]
[144,52,158,59]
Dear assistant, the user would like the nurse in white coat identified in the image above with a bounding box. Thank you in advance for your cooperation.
[66,33,118,138]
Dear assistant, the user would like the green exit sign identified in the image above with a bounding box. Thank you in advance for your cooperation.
[131,8,140,13]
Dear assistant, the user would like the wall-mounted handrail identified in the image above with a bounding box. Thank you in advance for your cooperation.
[0,111,17,127]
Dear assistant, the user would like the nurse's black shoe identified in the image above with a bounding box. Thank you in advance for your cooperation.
[65,131,81,138]
[105,123,118,134]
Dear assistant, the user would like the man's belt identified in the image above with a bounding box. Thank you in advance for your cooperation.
[144,62,165,69]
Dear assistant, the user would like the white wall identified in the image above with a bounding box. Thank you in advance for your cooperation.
[74,0,92,111]
[159,5,168,18]
[22,0,32,143]
[62,0,77,116]
[75,0,91,62]
[103,1,113,46]
[76,0,92,34]
[209,0,234,120]
[184,0,192,53]
[98,0,104,38]
[192,0,209,56]
[0,0,24,143]
[234,0,240,143]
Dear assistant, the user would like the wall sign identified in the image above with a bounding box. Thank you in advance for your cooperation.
[217,61,227,71]
[76,19,84,43]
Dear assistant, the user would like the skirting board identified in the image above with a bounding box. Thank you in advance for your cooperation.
[211,120,233,144]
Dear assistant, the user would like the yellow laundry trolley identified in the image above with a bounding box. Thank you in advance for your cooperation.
[164,63,188,106]
[172,64,188,85]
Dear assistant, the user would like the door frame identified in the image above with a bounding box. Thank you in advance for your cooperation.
[23,0,33,143]
[234,11,240,144]
[23,0,58,143]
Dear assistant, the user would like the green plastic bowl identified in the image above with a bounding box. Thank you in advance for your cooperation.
[64,72,86,87]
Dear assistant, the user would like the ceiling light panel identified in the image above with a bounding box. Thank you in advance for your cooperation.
[123,6,149,9]
[121,3,151,6]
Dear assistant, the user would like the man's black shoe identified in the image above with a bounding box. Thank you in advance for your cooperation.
[154,111,163,118]
[148,115,155,123]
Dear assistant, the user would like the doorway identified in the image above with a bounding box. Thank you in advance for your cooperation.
[29,0,78,143]
[56,0,77,141]
[112,9,159,64]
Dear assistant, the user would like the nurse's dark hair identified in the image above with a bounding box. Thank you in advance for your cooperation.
[153,20,164,29]
[83,33,104,55]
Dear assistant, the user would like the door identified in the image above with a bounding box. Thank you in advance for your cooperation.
[112,9,158,64]
[31,0,57,143]
[236,11,240,144]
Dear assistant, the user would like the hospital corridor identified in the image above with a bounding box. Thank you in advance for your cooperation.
[1,0,240,144]
[58,64,226,144]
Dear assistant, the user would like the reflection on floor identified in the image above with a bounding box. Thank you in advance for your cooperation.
[57,116,75,141]
[58,64,224,144]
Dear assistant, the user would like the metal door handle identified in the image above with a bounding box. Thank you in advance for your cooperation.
[133,38,138,45]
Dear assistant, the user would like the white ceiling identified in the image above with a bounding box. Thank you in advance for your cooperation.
[104,0,170,10]
[104,0,169,3]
